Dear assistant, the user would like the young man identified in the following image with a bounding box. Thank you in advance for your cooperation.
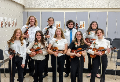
[42,17,56,78]
[64,20,77,77]
[21,16,40,78]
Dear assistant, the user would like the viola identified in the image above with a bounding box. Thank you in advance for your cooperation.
[85,38,96,44]
[29,47,43,57]
[90,47,116,58]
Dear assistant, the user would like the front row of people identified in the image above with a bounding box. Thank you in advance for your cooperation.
[5,28,110,82]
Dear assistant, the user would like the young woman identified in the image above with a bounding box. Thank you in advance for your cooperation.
[4,28,26,82]
[48,28,68,82]
[67,31,87,82]
[83,21,100,78]
[88,28,110,82]
[26,31,48,82]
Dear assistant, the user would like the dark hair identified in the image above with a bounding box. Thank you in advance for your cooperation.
[73,31,85,45]
[66,20,75,27]
[48,17,54,21]
[87,21,98,33]
[95,28,104,35]
[35,30,45,46]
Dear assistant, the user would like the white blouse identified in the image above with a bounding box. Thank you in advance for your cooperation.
[50,38,68,57]
[21,25,40,44]
[87,38,110,55]
[83,31,98,39]
[64,28,77,45]
[4,40,26,64]
[26,41,48,60]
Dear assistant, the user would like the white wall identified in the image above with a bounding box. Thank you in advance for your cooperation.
[0,0,24,60]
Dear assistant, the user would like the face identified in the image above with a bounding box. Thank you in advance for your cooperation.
[36,32,41,41]
[15,30,21,39]
[29,17,35,26]
[68,22,74,28]
[48,18,54,26]
[56,29,61,37]
[91,22,97,29]
[76,32,82,40]
[96,30,104,38]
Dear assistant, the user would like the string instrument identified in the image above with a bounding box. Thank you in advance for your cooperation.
[8,48,16,56]
[44,25,52,41]
[24,27,30,39]
[1,21,3,27]
[90,47,116,58]
[29,47,43,57]
[85,38,96,44]
[70,48,88,62]
[76,23,79,30]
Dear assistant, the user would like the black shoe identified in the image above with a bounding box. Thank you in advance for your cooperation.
[64,74,69,77]
[42,74,48,78]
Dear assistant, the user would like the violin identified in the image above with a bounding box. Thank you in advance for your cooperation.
[24,27,29,39]
[90,47,116,58]
[70,48,88,62]
[48,47,64,54]
[8,48,16,56]
[44,25,52,41]
[85,38,96,44]
[29,47,43,57]
[76,23,79,30]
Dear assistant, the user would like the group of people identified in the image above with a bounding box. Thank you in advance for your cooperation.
[4,15,110,82]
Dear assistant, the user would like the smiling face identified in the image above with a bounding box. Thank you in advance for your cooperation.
[68,22,74,28]
[91,22,97,29]
[76,31,82,40]
[96,30,104,39]
[47,18,54,26]
[15,30,21,39]
[55,29,61,37]
[36,32,41,41]
[29,17,35,26]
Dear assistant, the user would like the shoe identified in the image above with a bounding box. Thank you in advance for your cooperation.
[96,74,101,78]
[42,74,48,78]
[64,73,69,77]
[86,73,91,78]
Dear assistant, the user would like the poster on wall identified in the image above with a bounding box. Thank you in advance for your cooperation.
[55,21,61,28]
[0,17,3,28]
[12,19,14,27]
[4,17,7,27]
[79,21,85,29]
[14,18,17,27]
[8,18,12,27]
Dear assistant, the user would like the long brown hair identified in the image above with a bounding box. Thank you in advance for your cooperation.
[35,31,45,47]
[26,16,38,27]
[73,31,85,45]
[7,28,24,47]
[87,21,98,34]
[54,28,65,39]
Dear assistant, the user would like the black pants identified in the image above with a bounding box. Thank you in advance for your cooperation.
[43,54,49,74]
[9,56,23,82]
[34,59,45,82]
[65,54,70,74]
[51,55,65,82]
[23,54,34,76]
[90,55,108,82]
[71,56,84,82]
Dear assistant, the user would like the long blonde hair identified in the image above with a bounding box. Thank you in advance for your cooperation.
[7,28,24,47]
[73,31,85,45]
[26,16,38,27]
[54,28,65,39]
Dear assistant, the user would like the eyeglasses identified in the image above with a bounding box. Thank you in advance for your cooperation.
[76,34,82,36]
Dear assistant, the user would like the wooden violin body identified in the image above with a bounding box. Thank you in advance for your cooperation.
[70,48,85,62]
[8,48,16,56]
[29,47,42,57]
[85,38,96,44]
